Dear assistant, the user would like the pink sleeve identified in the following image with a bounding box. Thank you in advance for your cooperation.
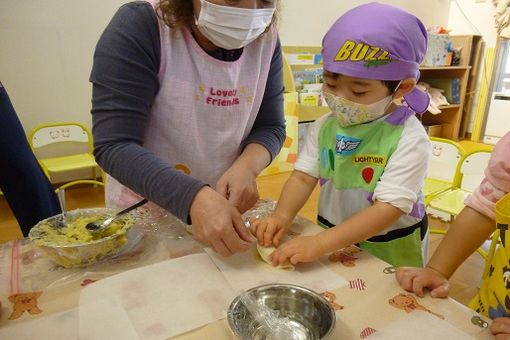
[465,132,510,220]
[485,132,510,193]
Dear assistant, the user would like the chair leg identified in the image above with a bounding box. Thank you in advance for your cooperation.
[57,180,105,191]
[429,229,447,235]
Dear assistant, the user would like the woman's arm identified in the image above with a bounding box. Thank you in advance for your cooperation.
[91,3,206,221]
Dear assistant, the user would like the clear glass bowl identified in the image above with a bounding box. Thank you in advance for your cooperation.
[29,208,136,268]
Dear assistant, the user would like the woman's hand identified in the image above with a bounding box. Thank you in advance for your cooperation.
[190,186,255,256]
[215,162,259,214]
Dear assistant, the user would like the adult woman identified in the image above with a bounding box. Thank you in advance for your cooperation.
[90,0,285,256]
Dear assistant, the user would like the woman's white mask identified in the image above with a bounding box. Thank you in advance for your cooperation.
[195,0,275,50]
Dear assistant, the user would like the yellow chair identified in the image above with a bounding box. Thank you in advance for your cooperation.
[428,149,492,219]
[428,149,492,262]
[424,137,465,206]
[429,150,497,260]
[28,122,104,187]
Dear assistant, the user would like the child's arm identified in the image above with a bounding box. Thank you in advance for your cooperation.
[396,206,495,297]
[250,170,318,246]
[317,200,403,253]
[270,200,403,265]
[427,206,494,279]
[397,131,510,298]
[251,114,327,247]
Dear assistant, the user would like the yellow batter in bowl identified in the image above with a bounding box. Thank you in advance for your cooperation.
[29,208,136,268]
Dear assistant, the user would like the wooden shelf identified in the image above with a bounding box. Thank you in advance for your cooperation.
[289,64,323,71]
[418,36,477,140]
[438,104,461,110]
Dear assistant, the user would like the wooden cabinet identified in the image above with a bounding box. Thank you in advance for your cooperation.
[419,35,481,140]
[419,66,471,140]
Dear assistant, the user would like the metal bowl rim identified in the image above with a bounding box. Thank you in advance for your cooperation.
[227,283,336,339]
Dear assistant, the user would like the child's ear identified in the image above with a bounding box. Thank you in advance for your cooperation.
[393,78,416,98]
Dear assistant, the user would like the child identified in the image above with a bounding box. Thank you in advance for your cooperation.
[250,3,431,267]
[396,131,510,337]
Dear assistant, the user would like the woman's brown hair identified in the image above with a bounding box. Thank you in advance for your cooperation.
[155,0,280,31]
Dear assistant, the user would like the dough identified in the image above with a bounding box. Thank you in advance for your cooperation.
[256,244,295,271]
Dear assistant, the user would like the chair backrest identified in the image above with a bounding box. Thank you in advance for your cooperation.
[458,150,492,192]
[428,137,465,183]
[29,122,93,152]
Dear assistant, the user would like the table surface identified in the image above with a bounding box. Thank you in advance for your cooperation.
[0,202,493,339]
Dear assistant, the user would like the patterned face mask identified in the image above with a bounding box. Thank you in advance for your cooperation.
[322,88,398,127]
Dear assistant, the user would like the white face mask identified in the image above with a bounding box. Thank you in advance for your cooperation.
[195,0,275,50]
[322,89,397,127]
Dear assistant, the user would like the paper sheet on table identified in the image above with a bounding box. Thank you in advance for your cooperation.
[368,310,475,339]
[205,246,347,292]
[0,308,78,339]
[79,253,235,340]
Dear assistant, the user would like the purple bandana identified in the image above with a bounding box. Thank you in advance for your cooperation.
[322,2,429,113]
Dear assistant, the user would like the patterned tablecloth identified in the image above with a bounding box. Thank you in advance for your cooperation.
[0,201,492,339]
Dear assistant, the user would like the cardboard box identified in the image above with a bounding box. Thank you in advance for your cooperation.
[422,33,451,66]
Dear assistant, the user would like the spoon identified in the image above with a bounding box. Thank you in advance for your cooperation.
[54,188,67,228]
[86,198,148,234]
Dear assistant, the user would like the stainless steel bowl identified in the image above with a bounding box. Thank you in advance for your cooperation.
[227,283,336,340]
[29,208,135,268]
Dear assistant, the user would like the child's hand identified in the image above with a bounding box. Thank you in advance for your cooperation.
[396,267,450,298]
[249,215,290,247]
[491,317,510,338]
[270,235,325,266]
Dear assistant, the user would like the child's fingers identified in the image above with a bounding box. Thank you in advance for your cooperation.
[248,219,259,233]
[495,334,510,340]
[270,246,291,266]
[273,228,286,246]
[429,283,449,298]
[255,222,267,244]
[395,268,416,292]
[411,276,425,297]
[248,219,260,237]
[263,223,278,247]
[289,253,303,265]
[268,248,279,265]
[491,318,510,336]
